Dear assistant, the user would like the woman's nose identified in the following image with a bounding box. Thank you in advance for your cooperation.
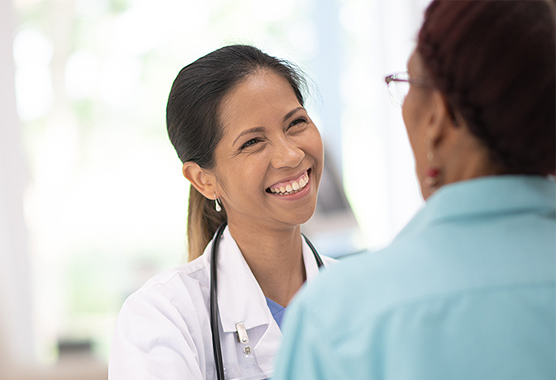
[271,139,304,169]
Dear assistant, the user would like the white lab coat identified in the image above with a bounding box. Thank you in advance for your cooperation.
[109,226,335,380]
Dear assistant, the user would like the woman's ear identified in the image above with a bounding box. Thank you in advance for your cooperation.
[427,90,454,148]
[182,162,217,200]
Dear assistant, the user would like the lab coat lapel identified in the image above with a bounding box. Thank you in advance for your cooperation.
[211,227,326,373]
[252,238,323,369]
[215,228,323,333]
[215,227,271,333]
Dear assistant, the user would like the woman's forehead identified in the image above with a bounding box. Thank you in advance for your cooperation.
[218,71,300,128]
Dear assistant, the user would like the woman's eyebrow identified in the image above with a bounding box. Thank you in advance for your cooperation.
[283,107,304,122]
[233,126,266,146]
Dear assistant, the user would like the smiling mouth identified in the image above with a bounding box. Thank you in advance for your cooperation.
[266,169,310,196]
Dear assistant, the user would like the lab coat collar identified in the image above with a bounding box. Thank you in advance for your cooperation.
[208,226,322,333]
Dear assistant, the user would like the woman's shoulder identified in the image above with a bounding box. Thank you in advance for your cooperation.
[123,254,211,312]
[110,255,213,378]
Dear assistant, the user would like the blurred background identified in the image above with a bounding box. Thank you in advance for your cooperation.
[1,0,430,377]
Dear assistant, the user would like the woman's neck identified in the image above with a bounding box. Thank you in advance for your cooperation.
[227,221,306,307]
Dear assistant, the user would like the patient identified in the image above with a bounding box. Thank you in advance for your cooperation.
[273,1,556,379]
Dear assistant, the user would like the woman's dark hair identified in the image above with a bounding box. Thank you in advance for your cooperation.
[166,44,307,260]
[417,0,555,175]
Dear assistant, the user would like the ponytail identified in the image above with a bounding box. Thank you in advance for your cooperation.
[187,185,227,261]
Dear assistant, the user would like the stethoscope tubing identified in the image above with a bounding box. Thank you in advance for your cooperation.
[210,222,322,380]
[210,223,227,380]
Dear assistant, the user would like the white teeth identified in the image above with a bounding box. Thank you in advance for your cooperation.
[269,171,310,195]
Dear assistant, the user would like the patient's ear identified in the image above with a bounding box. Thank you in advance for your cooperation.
[427,89,455,148]
[182,162,217,199]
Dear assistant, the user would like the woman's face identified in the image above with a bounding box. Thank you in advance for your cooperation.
[212,70,324,231]
[402,51,435,199]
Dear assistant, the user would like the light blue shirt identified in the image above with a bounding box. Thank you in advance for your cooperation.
[273,175,556,380]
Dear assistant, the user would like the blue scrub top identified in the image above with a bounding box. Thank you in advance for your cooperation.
[265,297,286,329]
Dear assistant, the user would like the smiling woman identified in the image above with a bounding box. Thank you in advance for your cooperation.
[108,45,335,380]
[203,69,324,235]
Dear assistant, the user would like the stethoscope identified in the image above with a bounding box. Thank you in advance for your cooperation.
[210,222,323,380]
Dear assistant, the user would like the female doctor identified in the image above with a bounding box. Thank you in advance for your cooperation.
[108,44,335,380]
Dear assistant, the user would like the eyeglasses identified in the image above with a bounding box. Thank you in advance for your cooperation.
[384,72,429,106]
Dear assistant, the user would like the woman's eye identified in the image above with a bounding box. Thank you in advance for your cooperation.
[241,138,260,150]
[289,117,308,128]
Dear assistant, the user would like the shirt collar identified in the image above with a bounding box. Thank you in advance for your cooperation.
[399,175,556,239]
